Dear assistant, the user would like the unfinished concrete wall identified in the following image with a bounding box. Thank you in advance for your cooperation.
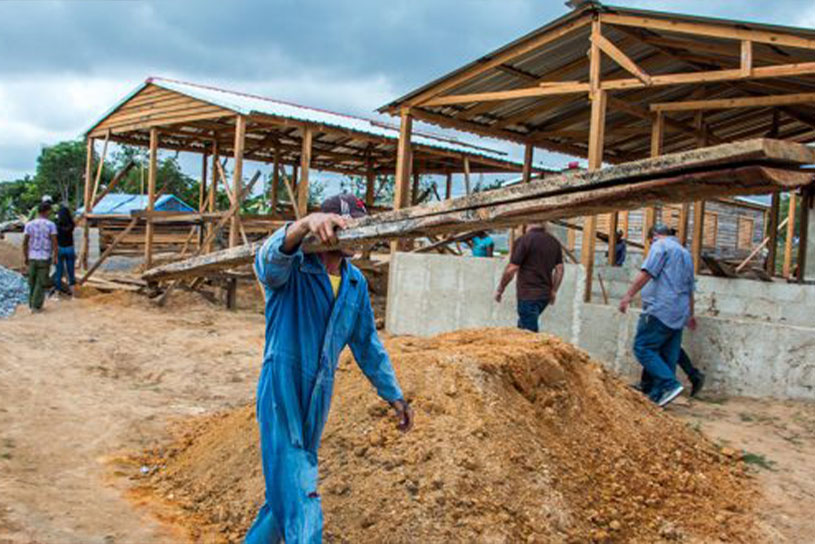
[387,253,815,400]
[386,253,579,340]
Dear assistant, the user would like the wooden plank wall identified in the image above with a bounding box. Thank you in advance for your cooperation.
[90,85,231,136]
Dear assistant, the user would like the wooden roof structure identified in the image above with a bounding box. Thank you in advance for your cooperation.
[380,1,815,163]
[86,77,531,176]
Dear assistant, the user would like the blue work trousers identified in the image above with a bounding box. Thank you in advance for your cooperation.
[633,314,682,403]
[517,297,548,332]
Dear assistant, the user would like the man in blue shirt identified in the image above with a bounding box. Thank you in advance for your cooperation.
[246,194,413,544]
[619,224,696,407]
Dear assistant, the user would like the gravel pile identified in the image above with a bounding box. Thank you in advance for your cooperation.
[0,265,27,318]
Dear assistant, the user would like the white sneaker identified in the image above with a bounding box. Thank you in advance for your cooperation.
[657,384,684,407]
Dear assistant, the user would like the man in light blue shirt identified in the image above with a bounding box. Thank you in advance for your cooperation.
[619,224,696,407]
[471,231,494,257]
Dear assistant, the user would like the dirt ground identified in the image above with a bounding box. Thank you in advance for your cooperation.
[1,290,814,543]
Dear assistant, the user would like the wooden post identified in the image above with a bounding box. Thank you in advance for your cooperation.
[298,127,312,218]
[620,211,629,240]
[691,111,707,274]
[445,172,452,200]
[391,109,413,253]
[365,151,375,208]
[230,115,246,248]
[783,191,797,277]
[678,203,690,245]
[206,143,218,253]
[608,212,619,265]
[644,112,664,255]
[198,152,208,212]
[463,157,472,195]
[796,187,812,283]
[583,18,605,303]
[766,191,781,275]
[691,202,706,274]
[411,171,420,205]
[271,145,280,217]
[81,137,94,270]
[521,143,534,184]
[144,128,159,268]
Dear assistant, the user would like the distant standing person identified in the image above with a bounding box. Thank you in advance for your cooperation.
[619,224,696,407]
[22,201,58,312]
[471,231,494,257]
[614,230,627,266]
[54,204,76,295]
[494,224,564,332]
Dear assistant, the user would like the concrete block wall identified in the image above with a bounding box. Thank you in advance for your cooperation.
[387,253,815,400]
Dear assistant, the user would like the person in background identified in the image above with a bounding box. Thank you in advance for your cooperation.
[619,224,696,407]
[471,230,494,257]
[614,230,627,266]
[53,204,77,295]
[27,195,54,221]
[494,223,564,333]
[639,348,706,398]
[246,194,413,544]
[22,201,58,312]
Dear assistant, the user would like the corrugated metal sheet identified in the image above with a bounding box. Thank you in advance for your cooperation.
[381,1,815,162]
[87,77,528,168]
[79,194,195,215]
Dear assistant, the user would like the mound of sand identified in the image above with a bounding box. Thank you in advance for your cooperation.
[136,329,761,543]
[0,239,23,270]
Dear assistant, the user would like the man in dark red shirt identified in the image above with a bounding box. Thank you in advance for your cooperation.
[494,224,564,332]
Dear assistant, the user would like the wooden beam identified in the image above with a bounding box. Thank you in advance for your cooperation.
[678,203,690,245]
[420,61,815,107]
[207,142,218,253]
[766,191,781,275]
[783,191,798,277]
[80,137,94,269]
[601,13,815,51]
[365,150,375,207]
[298,126,312,218]
[797,186,812,283]
[608,211,619,265]
[644,112,664,254]
[741,40,753,77]
[583,19,604,303]
[445,172,453,200]
[393,109,413,212]
[463,157,472,195]
[142,163,814,282]
[606,96,720,144]
[79,218,139,285]
[593,32,652,85]
[198,152,208,213]
[230,115,246,248]
[271,145,280,217]
[652,92,815,112]
[734,216,790,273]
[92,160,135,210]
[144,128,159,268]
[90,131,110,206]
[405,14,593,108]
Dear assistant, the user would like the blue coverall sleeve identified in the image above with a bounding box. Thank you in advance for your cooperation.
[348,281,404,403]
[254,225,303,289]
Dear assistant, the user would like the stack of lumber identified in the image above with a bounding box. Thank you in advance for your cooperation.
[84,272,148,292]
[142,139,815,283]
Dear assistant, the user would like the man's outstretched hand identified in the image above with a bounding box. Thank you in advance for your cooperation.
[390,399,414,432]
[304,212,347,245]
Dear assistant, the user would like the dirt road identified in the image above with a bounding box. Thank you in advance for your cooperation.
[1,291,813,542]
[0,292,264,544]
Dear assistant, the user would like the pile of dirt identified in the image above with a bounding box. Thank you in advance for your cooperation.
[0,239,23,270]
[135,329,762,543]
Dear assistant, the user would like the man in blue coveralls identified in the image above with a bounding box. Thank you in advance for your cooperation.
[618,224,696,408]
[246,194,414,543]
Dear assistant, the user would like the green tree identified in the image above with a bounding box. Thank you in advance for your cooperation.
[33,140,93,210]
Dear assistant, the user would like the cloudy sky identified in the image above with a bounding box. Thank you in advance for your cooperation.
[1,0,814,182]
